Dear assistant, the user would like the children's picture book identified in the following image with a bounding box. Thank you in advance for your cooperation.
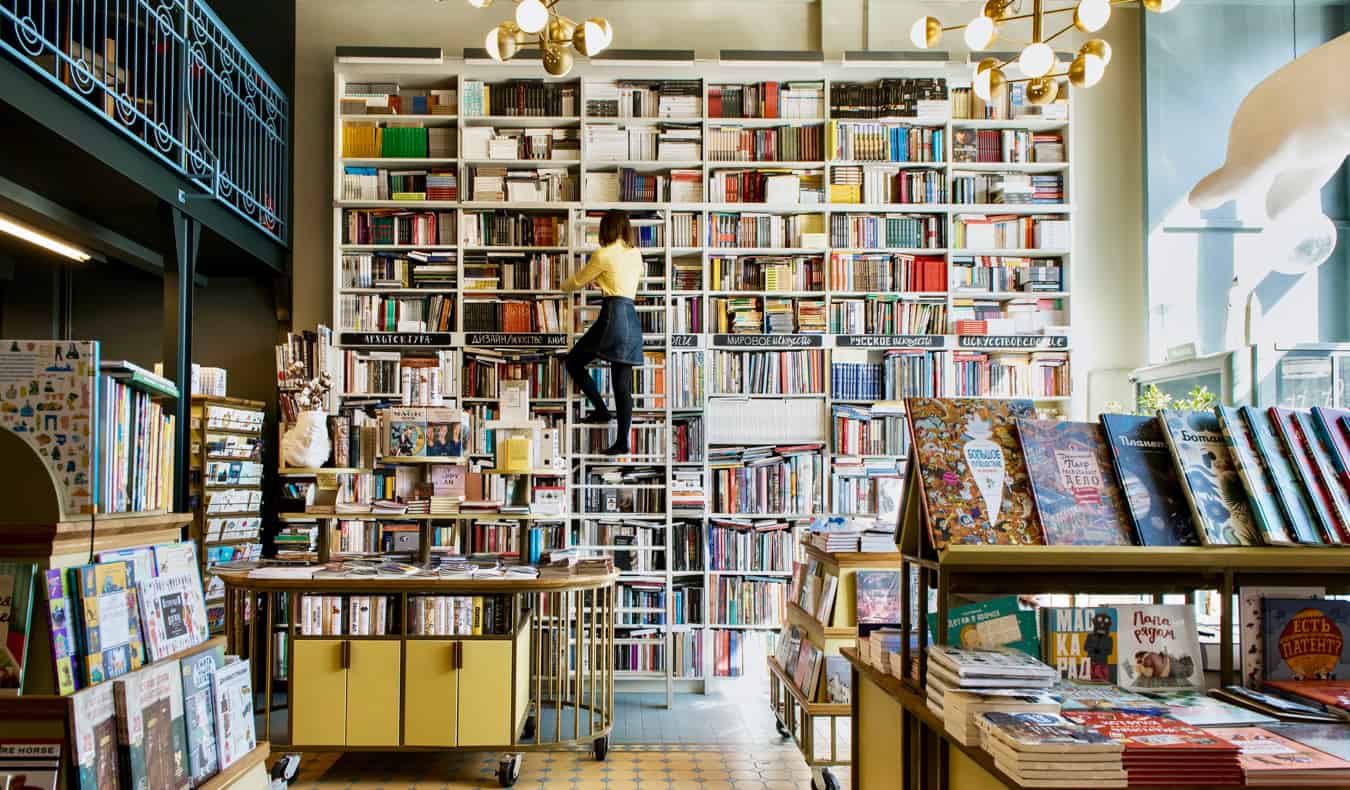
[95,548,156,587]
[70,561,145,686]
[0,740,61,790]
[1293,409,1350,542]
[138,573,210,662]
[1243,405,1325,545]
[1240,586,1324,689]
[854,570,901,624]
[1042,606,1119,684]
[152,543,199,580]
[1138,689,1278,727]
[977,711,1123,753]
[71,681,120,790]
[114,659,191,790]
[906,397,1044,550]
[210,659,256,770]
[1158,409,1260,545]
[1262,598,1350,681]
[1261,681,1350,716]
[1049,681,1166,714]
[1212,685,1346,723]
[1114,604,1204,692]
[824,655,851,704]
[1271,407,1345,544]
[0,562,36,695]
[1223,726,1350,781]
[1099,413,1200,546]
[43,568,80,696]
[1216,406,1295,545]
[179,644,225,784]
[926,595,1039,656]
[1064,710,1239,753]
[1016,419,1135,546]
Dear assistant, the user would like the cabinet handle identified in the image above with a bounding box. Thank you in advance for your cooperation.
[341,640,351,669]
[450,642,457,670]
[454,641,463,670]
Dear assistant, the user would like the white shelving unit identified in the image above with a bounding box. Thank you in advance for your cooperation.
[329,55,1075,705]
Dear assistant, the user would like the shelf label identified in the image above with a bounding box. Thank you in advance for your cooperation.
[465,332,568,347]
[642,336,665,348]
[340,332,453,347]
[670,334,702,348]
[956,335,1069,349]
[712,334,825,348]
[837,334,944,349]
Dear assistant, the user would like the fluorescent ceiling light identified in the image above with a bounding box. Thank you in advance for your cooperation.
[0,215,91,261]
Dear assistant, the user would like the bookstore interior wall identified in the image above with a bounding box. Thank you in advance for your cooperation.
[292,1,1147,416]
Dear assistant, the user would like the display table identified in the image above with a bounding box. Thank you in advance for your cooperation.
[218,569,618,787]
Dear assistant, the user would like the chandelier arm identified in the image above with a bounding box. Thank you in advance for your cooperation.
[1042,21,1078,44]
[1003,71,1069,85]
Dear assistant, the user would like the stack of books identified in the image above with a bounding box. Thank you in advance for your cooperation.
[978,711,1126,788]
[1067,711,1243,786]
[925,646,1057,719]
[1223,727,1350,786]
[943,689,1059,746]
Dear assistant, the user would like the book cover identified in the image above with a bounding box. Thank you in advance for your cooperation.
[1041,607,1118,684]
[0,740,61,789]
[95,548,156,587]
[814,573,837,624]
[928,645,1057,680]
[1099,414,1200,546]
[1216,406,1293,544]
[1294,409,1350,542]
[977,711,1123,753]
[1049,681,1166,714]
[152,543,198,579]
[1213,685,1345,723]
[1016,419,1135,546]
[1223,726,1350,775]
[854,570,901,624]
[1138,689,1278,727]
[926,595,1039,656]
[0,562,36,694]
[1114,604,1204,692]
[385,407,427,457]
[1157,409,1261,545]
[210,659,256,769]
[1263,680,1350,714]
[906,397,1044,550]
[43,568,80,696]
[1262,598,1350,681]
[1240,586,1324,689]
[1270,407,1344,543]
[1269,722,1350,761]
[1311,405,1350,487]
[71,681,120,790]
[1243,405,1325,545]
[1064,710,1238,753]
[137,573,209,662]
[70,561,145,686]
[179,644,224,784]
[114,660,191,790]
[824,655,851,704]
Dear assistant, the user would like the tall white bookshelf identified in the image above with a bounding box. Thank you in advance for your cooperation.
[330,53,1075,704]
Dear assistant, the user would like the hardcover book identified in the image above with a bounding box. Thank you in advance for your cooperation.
[1262,680,1350,715]
[43,568,81,696]
[1043,605,1202,691]
[1064,710,1239,753]
[824,655,851,704]
[70,561,145,686]
[1293,409,1350,542]
[1262,598,1350,681]
[1223,726,1350,780]
[926,595,1039,656]
[1311,406,1350,488]
[179,644,224,784]
[71,681,121,790]
[1240,586,1324,689]
[1016,419,1135,545]
[0,561,36,695]
[906,397,1044,550]
[1098,413,1200,546]
[210,659,256,770]
[152,543,199,579]
[977,711,1123,753]
[1243,405,1325,544]
[854,570,901,624]
[1212,685,1345,723]
[1216,406,1294,544]
[114,659,191,790]
[1158,409,1261,545]
[928,645,1057,682]
[1049,681,1165,713]
[1138,689,1278,727]
[95,548,156,587]
[1042,606,1119,684]
[1271,407,1344,543]
[138,573,210,662]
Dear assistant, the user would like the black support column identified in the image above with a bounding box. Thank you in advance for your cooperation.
[164,206,199,513]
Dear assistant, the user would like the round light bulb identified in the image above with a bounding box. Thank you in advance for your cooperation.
[515,0,549,34]
[1074,0,1111,32]
[1079,38,1112,66]
[1018,42,1055,78]
[1142,0,1182,12]
[973,59,1006,102]
[964,15,997,51]
[575,17,613,56]
[484,23,519,62]
[910,16,941,49]
[1068,52,1105,88]
[485,25,504,61]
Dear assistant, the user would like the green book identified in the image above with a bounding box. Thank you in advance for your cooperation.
[925,595,1040,656]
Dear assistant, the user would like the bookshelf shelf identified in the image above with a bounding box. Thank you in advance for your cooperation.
[341,113,457,123]
[707,117,829,126]
[947,162,1067,172]
[335,199,459,208]
[463,115,582,126]
[341,157,459,165]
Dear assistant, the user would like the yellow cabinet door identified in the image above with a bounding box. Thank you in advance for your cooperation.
[403,640,458,747]
[457,640,513,747]
[291,640,347,747]
[346,640,402,746]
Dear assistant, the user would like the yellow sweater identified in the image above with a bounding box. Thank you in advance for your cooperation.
[560,242,642,298]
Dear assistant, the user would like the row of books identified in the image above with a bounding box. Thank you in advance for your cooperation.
[708,81,824,119]
[707,444,824,515]
[340,166,457,201]
[829,297,946,336]
[342,209,455,246]
[829,78,949,119]
[954,214,1070,250]
[706,518,793,572]
[832,350,947,401]
[829,252,947,293]
[829,212,943,250]
[583,123,701,161]
[707,125,823,162]
[707,169,823,205]
[340,83,455,116]
[952,172,1064,205]
[468,166,576,202]
[953,129,1064,164]
[461,125,579,161]
[583,79,702,119]
[340,123,453,159]
[710,349,825,395]
[951,297,1065,337]
[951,350,1070,399]
[462,251,567,290]
[711,296,826,335]
[709,254,824,292]
[827,122,944,163]
[461,297,564,333]
[832,402,909,457]
[338,293,455,333]
[339,251,456,289]
[100,374,176,513]
[339,350,458,405]
[462,352,565,399]
[462,79,578,117]
[950,83,1068,123]
[710,575,787,625]
[951,255,1065,293]
[582,168,701,203]
[705,212,821,249]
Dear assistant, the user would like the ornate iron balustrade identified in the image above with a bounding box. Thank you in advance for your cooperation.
[1,0,289,245]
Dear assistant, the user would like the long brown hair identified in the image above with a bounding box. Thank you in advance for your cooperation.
[598,210,633,248]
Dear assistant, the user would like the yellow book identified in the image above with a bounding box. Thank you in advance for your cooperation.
[472,596,483,635]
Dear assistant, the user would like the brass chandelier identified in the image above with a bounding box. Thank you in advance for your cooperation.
[910,0,1179,105]
[465,0,613,76]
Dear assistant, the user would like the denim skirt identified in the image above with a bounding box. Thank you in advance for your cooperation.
[574,297,644,366]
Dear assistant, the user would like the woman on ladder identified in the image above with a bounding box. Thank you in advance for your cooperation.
[561,209,644,456]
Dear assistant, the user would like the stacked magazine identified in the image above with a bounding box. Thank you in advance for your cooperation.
[977,711,1126,788]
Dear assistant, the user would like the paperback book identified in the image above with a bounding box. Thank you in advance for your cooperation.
[926,595,1039,656]
[1099,413,1200,546]
[70,561,146,685]
[1158,409,1261,545]
[1016,419,1135,545]
[906,397,1044,549]
[1262,598,1350,681]
[977,711,1123,754]
[43,568,81,696]
[928,645,1057,683]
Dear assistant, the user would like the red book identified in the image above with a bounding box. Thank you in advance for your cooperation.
[1264,680,1350,714]
[1272,407,1350,543]
[1064,711,1239,754]
[764,81,779,119]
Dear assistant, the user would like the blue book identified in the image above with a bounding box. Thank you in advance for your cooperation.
[1243,406,1324,544]
[1158,409,1261,545]
[1217,406,1295,544]
[1262,598,1350,681]
[1099,414,1200,546]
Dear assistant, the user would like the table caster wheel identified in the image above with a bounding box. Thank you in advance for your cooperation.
[271,753,301,784]
[593,734,609,761]
[775,720,791,738]
[521,715,536,740]
[497,754,521,787]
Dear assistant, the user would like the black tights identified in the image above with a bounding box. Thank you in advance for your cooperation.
[565,347,633,451]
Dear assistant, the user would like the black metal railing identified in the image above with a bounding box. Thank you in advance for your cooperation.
[1,0,289,245]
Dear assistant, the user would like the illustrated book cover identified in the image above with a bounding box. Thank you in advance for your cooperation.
[0,740,61,789]
[152,543,198,579]
[1049,681,1165,713]
[1064,710,1239,753]
[1222,726,1350,778]
[926,595,1039,656]
[1157,409,1260,545]
[43,567,80,696]
[1016,419,1135,545]
[70,561,145,686]
[1098,413,1200,546]
[976,711,1123,754]
[1243,405,1325,544]
[71,681,120,790]
[1262,681,1350,716]
[113,659,191,790]
[210,659,256,770]
[824,655,851,704]
[1270,407,1345,544]
[854,570,901,624]
[1240,586,1324,689]
[1138,689,1278,727]
[180,644,225,783]
[1042,605,1202,691]
[1262,598,1350,681]
[1293,408,1350,541]
[1041,606,1119,684]
[0,561,36,695]
[137,573,209,662]
[906,397,1043,550]
[1216,406,1295,545]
